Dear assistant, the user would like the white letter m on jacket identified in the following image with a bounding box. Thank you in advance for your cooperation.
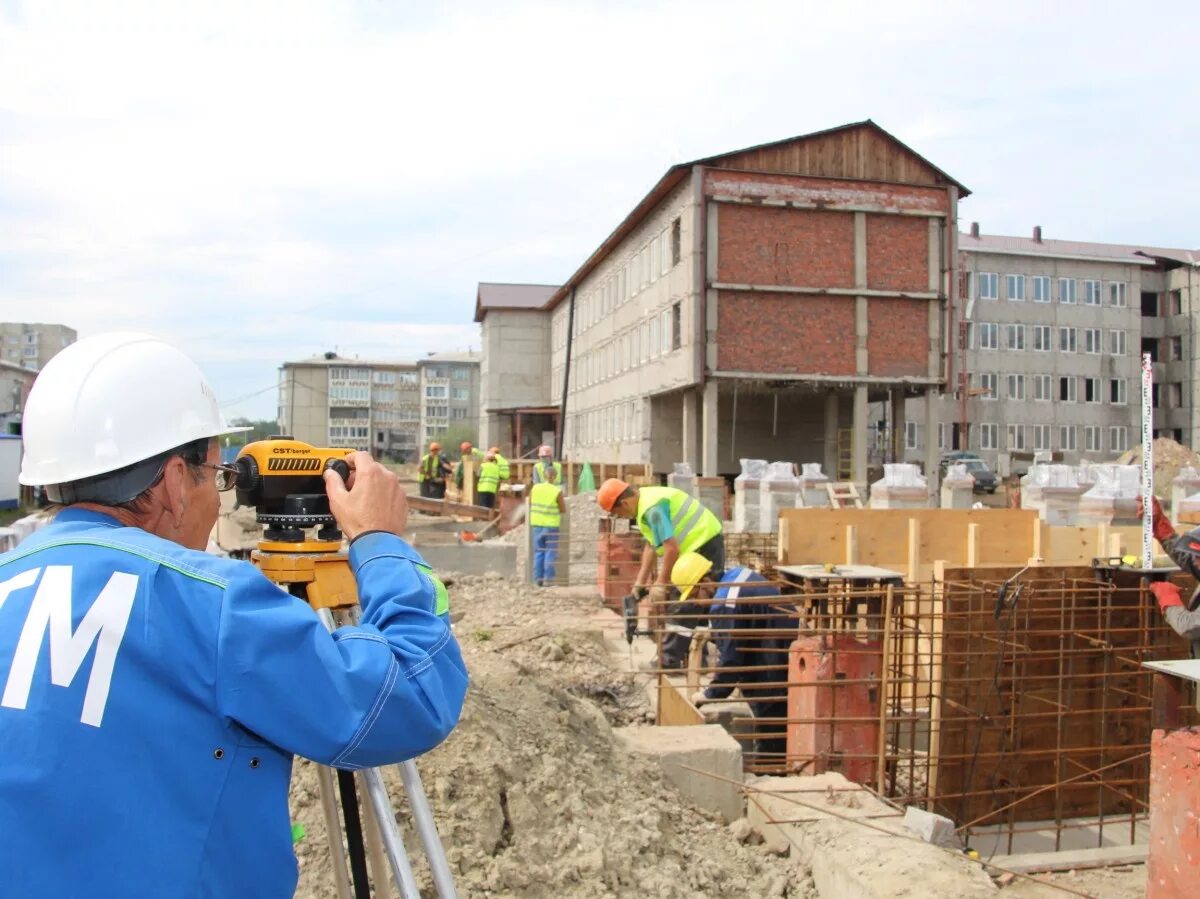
[1,566,138,727]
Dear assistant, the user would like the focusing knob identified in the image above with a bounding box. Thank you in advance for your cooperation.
[325,458,351,484]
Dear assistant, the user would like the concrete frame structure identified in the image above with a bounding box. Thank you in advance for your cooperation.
[0,322,76,372]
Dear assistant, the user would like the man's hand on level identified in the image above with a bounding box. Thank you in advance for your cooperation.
[324,451,409,541]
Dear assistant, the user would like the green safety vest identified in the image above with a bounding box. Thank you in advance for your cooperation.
[477,460,500,494]
[414,562,450,617]
[494,453,510,480]
[636,486,721,556]
[532,461,563,484]
[529,482,562,528]
[419,453,444,481]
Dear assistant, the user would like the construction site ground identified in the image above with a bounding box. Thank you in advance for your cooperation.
[287,565,1149,898]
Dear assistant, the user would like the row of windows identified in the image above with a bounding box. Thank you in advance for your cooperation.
[969,323,1128,355]
[329,385,370,403]
[329,367,370,381]
[552,218,683,350]
[329,426,369,439]
[571,400,641,446]
[370,370,419,386]
[970,373,1129,404]
[555,304,683,401]
[905,422,1131,454]
[974,273,1128,307]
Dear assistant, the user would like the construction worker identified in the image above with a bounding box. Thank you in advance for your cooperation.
[671,553,791,760]
[488,446,510,482]
[1140,496,1200,655]
[454,440,485,491]
[597,478,724,668]
[529,465,566,586]
[532,444,563,486]
[476,449,501,510]
[418,440,452,499]
[0,333,468,898]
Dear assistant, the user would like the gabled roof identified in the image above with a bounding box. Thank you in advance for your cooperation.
[540,120,969,313]
[961,232,1198,267]
[474,282,560,322]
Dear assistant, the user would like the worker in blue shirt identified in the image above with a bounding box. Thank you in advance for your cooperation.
[0,332,469,899]
[671,553,792,761]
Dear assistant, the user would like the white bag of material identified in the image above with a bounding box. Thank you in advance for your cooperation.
[733,459,767,533]
[759,461,800,532]
[667,461,696,496]
[797,462,831,508]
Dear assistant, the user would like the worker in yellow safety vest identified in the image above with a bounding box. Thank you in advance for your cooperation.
[529,466,566,586]
[531,444,563,487]
[454,441,485,491]
[476,450,500,510]
[418,441,452,499]
[488,446,510,482]
[597,478,724,668]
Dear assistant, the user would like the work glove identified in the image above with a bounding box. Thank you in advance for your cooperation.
[633,585,650,601]
[1137,496,1176,544]
[690,690,709,707]
[648,584,669,605]
[1150,581,1185,614]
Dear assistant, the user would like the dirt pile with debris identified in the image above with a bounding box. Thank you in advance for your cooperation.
[289,574,812,898]
[1118,437,1200,494]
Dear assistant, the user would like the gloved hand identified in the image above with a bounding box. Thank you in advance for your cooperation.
[1150,581,1185,614]
[690,690,709,707]
[1137,496,1175,544]
[633,585,650,601]
[648,584,669,605]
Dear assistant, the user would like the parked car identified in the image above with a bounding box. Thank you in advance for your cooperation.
[939,452,999,494]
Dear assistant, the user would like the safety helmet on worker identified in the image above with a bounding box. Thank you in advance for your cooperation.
[671,552,714,602]
[429,441,442,453]
[1172,528,1200,610]
[597,478,630,513]
[460,442,473,454]
[18,332,251,502]
[537,444,553,459]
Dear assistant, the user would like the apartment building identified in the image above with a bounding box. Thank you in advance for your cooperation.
[417,351,482,448]
[1139,248,1200,448]
[0,360,36,433]
[895,229,1199,474]
[277,353,422,460]
[0,322,76,371]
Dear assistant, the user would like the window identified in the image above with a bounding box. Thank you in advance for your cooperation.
[978,272,999,300]
[1109,282,1127,307]
[905,421,918,450]
[1110,379,1127,404]
[660,309,671,354]
[1033,374,1052,401]
[1085,426,1102,453]
[1006,274,1026,301]
[671,302,682,351]
[649,240,660,282]
[1031,424,1051,451]
[979,322,998,350]
[451,408,467,420]
[1007,373,1025,401]
[451,388,469,400]
[1060,426,1077,452]
[978,372,998,400]
[979,423,998,450]
[1084,280,1102,306]
[1059,278,1077,304]
[1059,327,1077,353]
[425,385,448,399]
[1168,383,1183,408]
[1007,423,1026,451]
[671,218,682,267]
[938,423,946,450]
[1033,325,1052,352]
[1084,377,1101,403]
[1109,427,1129,453]
[373,370,396,384]
[1032,276,1051,303]
[1170,336,1183,361]
[1084,328,1102,354]
[1007,324,1025,351]
[1110,330,1127,356]
[649,316,660,358]
[1059,376,1077,402]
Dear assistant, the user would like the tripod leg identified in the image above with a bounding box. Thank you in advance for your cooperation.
[316,765,354,899]
[398,760,459,899]
[337,768,372,899]
[362,768,422,899]
[358,772,391,899]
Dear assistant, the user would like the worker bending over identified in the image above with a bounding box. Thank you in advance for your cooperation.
[0,333,468,899]
[1141,496,1200,655]
[529,466,566,586]
[597,478,724,668]
[672,553,791,759]
[418,440,452,499]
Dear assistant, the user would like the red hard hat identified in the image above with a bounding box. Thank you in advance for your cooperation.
[597,478,630,513]
[460,442,473,453]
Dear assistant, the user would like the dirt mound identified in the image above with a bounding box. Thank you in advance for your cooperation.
[289,576,812,898]
[1118,437,1200,493]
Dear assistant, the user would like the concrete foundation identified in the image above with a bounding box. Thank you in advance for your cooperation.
[614,725,744,823]
[409,541,517,577]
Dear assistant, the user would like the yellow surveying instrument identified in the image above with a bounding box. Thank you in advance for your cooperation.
[232,438,458,899]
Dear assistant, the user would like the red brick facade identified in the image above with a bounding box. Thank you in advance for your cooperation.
[867,298,928,377]
[716,205,855,289]
[717,291,856,375]
[866,215,929,293]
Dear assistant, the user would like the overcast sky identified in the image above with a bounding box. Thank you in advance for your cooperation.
[2,0,1197,420]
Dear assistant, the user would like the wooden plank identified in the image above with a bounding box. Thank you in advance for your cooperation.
[926,560,947,809]
[907,518,921,584]
[995,844,1147,874]
[407,495,494,521]
[658,676,704,726]
[845,525,858,565]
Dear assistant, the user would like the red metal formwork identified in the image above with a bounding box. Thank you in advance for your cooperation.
[597,531,642,612]
[786,634,882,785]
[1148,727,1200,898]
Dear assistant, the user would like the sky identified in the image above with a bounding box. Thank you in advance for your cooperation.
[2,0,1197,420]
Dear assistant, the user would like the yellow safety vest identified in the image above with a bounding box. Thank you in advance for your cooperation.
[495,453,510,480]
[529,482,562,528]
[477,461,500,494]
[419,453,443,481]
[636,486,721,556]
[532,461,563,484]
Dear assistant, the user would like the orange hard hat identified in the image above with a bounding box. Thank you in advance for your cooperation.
[429,441,441,452]
[460,441,473,453]
[488,446,500,455]
[597,478,630,513]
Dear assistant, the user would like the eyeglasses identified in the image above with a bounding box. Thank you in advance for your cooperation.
[196,462,240,492]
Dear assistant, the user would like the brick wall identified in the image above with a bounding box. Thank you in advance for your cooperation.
[717,291,856,374]
[867,215,929,292]
[716,205,855,289]
[867,298,929,377]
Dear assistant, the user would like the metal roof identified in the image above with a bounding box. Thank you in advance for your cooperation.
[960,232,1199,266]
[474,282,560,322]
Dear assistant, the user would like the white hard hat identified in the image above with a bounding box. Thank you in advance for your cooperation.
[19,332,250,490]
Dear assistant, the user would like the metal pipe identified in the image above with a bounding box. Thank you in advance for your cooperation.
[362,767,421,899]
[399,760,459,899]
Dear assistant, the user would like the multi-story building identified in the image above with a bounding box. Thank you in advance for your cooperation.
[417,352,482,448]
[480,120,968,481]
[1138,248,1200,448]
[0,322,76,371]
[0,360,37,433]
[277,353,421,461]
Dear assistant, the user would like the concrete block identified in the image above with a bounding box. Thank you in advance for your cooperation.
[614,725,744,822]
[902,806,959,847]
[410,542,516,577]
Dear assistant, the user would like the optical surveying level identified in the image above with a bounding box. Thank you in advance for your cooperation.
[234,438,458,899]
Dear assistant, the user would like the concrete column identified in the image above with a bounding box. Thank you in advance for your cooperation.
[925,390,940,496]
[702,380,719,477]
[824,392,840,479]
[682,388,700,473]
[890,391,906,463]
[853,385,869,485]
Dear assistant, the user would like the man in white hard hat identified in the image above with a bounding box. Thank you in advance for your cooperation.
[0,333,468,898]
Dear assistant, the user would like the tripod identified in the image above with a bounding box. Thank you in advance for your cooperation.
[254,542,458,899]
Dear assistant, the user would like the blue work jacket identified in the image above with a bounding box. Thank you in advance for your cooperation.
[704,567,791,702]
[0,508,468,898]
